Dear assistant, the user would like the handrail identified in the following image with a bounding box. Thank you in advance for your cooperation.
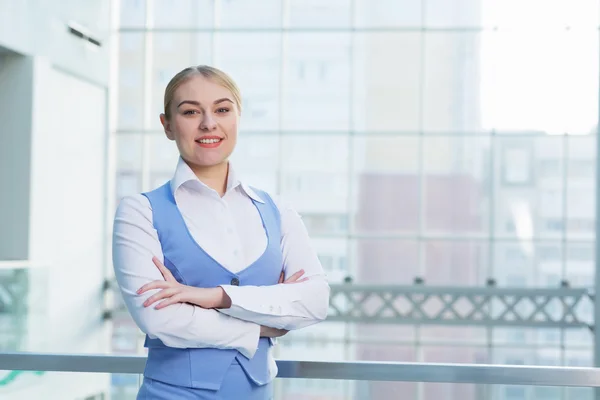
[1,352,600,387]
[0,260,35,270]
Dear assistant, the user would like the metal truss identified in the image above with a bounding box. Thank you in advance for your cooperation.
[106,280,594,329]
[327,284,594,329]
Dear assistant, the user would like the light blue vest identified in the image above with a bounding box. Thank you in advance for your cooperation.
[141,183,282,390]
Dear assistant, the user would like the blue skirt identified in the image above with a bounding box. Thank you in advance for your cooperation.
[136,360,274,400]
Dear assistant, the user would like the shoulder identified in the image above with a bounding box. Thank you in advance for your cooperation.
[116,181,174,214]
[114,193,152,220]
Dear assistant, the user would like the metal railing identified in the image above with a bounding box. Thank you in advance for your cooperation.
[1,352,600,388]
[106,281,595,329]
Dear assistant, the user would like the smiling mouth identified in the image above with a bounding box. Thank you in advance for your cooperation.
[195,138,223,144]
[195,137,223,148]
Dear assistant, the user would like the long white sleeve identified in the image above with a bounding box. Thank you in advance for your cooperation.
[112,195,261,358]
[218,197,330,330]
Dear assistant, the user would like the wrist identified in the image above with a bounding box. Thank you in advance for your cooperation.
[188,287,222,309]
[214,287,232,309]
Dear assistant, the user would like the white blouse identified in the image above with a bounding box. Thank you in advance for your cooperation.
[112,158,330,358]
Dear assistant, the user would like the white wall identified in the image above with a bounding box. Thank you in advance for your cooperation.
[0,54,34,260]
[0,55,111,400]
[28,58,109,349]
[0,0,110,85]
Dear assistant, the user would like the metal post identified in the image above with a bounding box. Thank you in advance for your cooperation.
[594,30,600,399]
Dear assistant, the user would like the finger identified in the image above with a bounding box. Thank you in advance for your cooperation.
[278,271,284,284]
[143,288,180,307]
[137,281,171,294]
[153,256,176,282]
[284,269,305,283]
[155,294,183,310]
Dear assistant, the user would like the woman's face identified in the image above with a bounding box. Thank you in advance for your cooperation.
[160,75,239,169]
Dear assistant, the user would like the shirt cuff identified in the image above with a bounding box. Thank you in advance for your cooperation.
[220,284,243,308]
[220,284,300,317]
[220,284,262,319]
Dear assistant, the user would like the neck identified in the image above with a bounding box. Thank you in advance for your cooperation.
[186,160,230,197]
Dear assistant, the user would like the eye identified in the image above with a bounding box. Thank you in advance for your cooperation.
[183,110,199,115]
[216,108,230,113]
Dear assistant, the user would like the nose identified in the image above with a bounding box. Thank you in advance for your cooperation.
[200,113,217,131]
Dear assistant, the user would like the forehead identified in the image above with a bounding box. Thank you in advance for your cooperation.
[173,75,233,104]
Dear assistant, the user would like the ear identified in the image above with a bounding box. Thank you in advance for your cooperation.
[160,113,175,141]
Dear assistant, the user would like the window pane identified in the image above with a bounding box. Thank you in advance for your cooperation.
[219,0,282,28]
[289,0,351,28]
[424,240,489,285]
[118,33,145,130]
[119,0,146,28]
[494,136,565,239]
[420,326,487,345]
[425,0,482,27]
[152,0,213,28]
[424,136,491,235]
[116,134,144,202]
[352,239,419,284]
[566,135,596,241]
[353,33,422,131]
[353,135,420,233]
[565,242,594,297]
[284,33,351,131]
[423,33,482,133]
[355,0,422,27]
[312,237,350,283]
[117,134,144,172]
[493,241,536,284]
[280,133,349,213]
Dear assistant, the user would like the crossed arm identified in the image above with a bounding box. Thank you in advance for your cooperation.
[112,194,330,358]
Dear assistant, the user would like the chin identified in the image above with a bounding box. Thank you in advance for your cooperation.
[187,156,228,168]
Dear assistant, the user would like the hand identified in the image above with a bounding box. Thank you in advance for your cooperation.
[278,269,308,284]
[137,257,223,310]
[260,325,289,338]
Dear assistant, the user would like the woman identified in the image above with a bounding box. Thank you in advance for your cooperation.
[112,65,330,399]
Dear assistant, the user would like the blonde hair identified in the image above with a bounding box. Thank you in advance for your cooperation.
[163,65,242,119]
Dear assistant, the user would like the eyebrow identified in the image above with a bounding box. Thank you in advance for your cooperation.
[177,98,234,108]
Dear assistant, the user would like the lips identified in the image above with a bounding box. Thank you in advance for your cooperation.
[195,136,223,148]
